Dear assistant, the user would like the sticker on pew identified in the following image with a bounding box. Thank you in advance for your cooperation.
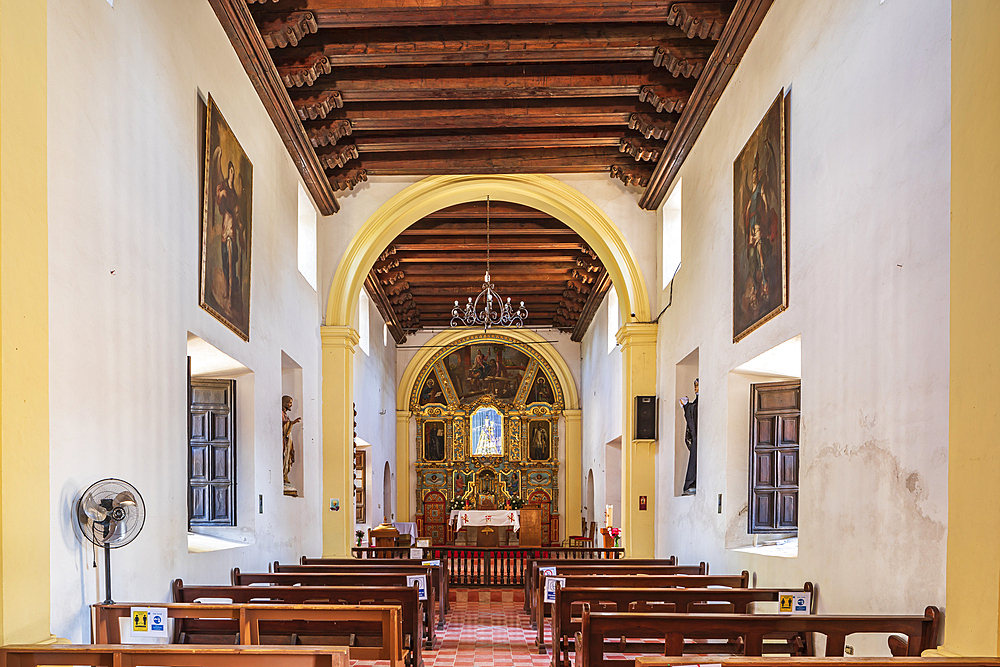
[410,548,424,559]
[421,560,441,567]
[407,574,428,600]
[131,607,169,637]
[538,566,557,577]
[543,577,566,604]
[778,592,811,614]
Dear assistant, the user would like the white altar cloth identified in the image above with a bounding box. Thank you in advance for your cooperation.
[450,509,520,532]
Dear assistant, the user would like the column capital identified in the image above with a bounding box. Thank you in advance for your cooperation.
[321,325,361,349]
[396,410,411,422]
[563,408,582,423]
[616,322,658,348]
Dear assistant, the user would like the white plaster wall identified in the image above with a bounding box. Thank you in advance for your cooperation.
[48,0,322,641]
[651,0,949,651]
[353,295,397,527]
[580,294,624,533]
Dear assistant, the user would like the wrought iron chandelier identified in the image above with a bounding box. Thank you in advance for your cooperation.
[451,196,528,330]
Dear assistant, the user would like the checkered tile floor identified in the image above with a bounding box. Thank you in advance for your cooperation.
[354,589,553,667]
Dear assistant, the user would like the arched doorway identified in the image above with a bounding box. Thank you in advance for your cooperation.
[382,462,392,523]
[321,175,657,557]
[586,469,596,526]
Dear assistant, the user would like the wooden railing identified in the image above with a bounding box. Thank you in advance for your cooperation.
[350,546,625,586]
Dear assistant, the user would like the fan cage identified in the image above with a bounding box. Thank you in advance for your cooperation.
[77,478,146,549]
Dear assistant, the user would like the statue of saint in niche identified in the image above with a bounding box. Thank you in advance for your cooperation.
[679,379,698,495]
[424,422,445,462]
[282,395,301,496]
[528,422,551,461]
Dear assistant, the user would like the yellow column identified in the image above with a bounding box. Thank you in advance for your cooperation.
[396,411,411,521]
[563,409,582,542]
[0,0,52,645]
[616,323,657,558]
[321,326,360,557]
[940,0,1000,656]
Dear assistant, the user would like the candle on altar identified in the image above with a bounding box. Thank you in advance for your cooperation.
[605,505,613,528]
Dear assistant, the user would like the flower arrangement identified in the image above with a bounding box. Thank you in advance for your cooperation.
[448,497,466,511]
[355,529,365,547]
[509,496,525,510]
[608,526,622,547]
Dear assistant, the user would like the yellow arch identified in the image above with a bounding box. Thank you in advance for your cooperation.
[325,174,651,329]
[396,328,580,412]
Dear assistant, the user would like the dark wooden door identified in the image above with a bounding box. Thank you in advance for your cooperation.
[189,379,236,525]
[748,380,800,534]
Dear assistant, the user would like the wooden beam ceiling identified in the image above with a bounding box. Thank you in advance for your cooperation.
[363,202,608,341]
[211,0,773,214]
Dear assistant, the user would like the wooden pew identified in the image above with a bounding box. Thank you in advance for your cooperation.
[92,603,406,667]
[549,583,816,667]
[299,556,449,612]
[172,580,423,667]
[276,559,449,623]
[0,644,350,667]
[636,659,1000,667]
[231,569,436,647]
[529,562,705,625]
[523,556,678,615]
[534,571,746,651]
[575,606,942,667]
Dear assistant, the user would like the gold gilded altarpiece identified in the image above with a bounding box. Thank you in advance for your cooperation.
[412,333,562,545]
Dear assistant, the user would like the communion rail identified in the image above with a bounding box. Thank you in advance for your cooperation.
[350,546,625,586]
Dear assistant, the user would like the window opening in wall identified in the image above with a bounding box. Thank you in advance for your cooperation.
[748,380,800,534]
[607,286,619,354]
[382,462,392,522]
[359,289,370,355]
[383,322,389,347]
[662,180,682,289]
[297,183,318,290]
[189,378,237,526]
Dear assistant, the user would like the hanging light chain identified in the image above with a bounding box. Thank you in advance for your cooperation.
[450,194,529,331]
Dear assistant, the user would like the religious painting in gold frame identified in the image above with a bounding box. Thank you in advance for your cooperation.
[528,420,552,461]
[423,421,446,462]
[201,94,253,341]
[733,90,787,343]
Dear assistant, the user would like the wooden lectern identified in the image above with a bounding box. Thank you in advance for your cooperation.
[519,506,542,547]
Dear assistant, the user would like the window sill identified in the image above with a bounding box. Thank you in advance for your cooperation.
[731,536,798,558]
[187,526,255,553]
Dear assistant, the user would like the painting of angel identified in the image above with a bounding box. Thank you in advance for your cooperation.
[201,94,253,340]
[733,91,787,342]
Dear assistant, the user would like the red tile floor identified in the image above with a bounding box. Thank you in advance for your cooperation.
[355,588,554,667]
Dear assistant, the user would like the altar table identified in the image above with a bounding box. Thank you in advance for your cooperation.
[450,509,520,532]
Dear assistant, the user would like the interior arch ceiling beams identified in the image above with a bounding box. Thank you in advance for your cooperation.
[363,202,611,342]
[212,0,769,213]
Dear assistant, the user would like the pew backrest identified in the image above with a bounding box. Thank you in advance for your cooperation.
[0,644,351,667]
[524,556,681,613]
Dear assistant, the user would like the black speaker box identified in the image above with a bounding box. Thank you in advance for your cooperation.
[635,395,657,440]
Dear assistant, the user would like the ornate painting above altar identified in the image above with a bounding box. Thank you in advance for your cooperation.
[412,334,561,546]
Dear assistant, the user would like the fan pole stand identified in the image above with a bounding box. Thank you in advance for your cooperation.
[103,542,114,604]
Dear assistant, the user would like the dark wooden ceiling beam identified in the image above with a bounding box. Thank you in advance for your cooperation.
[403,263,582,275]
[208,0,339,215]
[251,1,731,30]
[392,241,586,251]
[571,269,611,341]
[365,272,407,344]
[328,147,646,176]
[266,26,714,67]
[352,130,626,153]
[396,252,586,262]
[641,0,773,209]
[257,11,318,49]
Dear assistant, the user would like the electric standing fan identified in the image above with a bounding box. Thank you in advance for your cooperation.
[76,478,145,604]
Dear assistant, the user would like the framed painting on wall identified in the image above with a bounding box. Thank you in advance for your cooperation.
[201,94,253,341]
[528,420,551,461]
[733,90,787,343]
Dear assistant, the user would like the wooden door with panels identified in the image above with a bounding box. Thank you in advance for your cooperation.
[748,380,800,533]
[189,378,236,526]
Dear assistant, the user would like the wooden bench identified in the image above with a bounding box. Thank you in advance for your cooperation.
[231,569,436,647]
[535,571,747,651]
[0,645,349,667]
[549,583,815,666]
[523,555,665,615]
[635,659,1000,667]
[576,606,942,667]
[92,603,406,667]
[171,580,423,667]
[529,562,705,626]
[277,558,449,622]
[300,556,449,612]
